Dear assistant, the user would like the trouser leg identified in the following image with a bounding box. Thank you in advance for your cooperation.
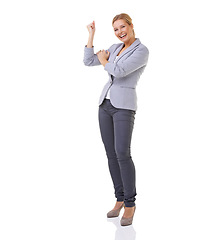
[98,105,124,202]
[113,109,136,207]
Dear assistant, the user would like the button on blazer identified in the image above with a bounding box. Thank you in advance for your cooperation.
[83,38,149,111]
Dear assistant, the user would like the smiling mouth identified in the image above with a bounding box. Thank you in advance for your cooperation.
[119,34,127,39]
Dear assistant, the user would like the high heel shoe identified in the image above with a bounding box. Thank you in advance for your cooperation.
[120,206,136,226]
[107,202,124,218]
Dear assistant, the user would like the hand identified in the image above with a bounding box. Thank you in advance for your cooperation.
[97,50,110,67]
[97,50,110,61]
[87,21,95,36]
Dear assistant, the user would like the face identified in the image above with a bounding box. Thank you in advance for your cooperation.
[113,19,134,43]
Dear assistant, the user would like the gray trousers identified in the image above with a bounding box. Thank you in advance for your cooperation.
[98,99,136,207]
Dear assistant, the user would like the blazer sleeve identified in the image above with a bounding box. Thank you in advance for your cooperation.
[83,46,101,66]
[83,44,116,67]
[104,46,149,78]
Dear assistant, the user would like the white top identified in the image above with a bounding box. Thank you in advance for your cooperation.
[105,56,119,99]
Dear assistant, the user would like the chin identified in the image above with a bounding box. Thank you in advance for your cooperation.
[121,39,129,44]
[119,37,129,43]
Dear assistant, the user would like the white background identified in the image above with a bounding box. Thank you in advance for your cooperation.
[0,0,218,239]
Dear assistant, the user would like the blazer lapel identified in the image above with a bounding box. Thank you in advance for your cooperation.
[108,38,141,70]
[109,44,124,63]
[116,38,141,62]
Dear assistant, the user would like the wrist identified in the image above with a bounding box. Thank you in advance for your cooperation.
[89,33,95,40]
[101,59,108,67]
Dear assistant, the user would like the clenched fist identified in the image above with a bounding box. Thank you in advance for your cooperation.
[87,21,95,36]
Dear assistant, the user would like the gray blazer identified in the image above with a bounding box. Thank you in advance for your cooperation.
[83,38,149,111]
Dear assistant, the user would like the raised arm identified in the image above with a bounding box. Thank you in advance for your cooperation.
[83,21,101,66]
[86,21,95,48]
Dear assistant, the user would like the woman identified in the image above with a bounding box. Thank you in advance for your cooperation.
[84,13,149,226]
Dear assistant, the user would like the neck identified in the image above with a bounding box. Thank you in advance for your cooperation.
[124,37,136,48]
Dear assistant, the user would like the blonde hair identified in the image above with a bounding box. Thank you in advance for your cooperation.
[112,13,135,36]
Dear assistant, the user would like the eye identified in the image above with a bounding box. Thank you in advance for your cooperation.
[114,29,118,32]
[121,25,125,28]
